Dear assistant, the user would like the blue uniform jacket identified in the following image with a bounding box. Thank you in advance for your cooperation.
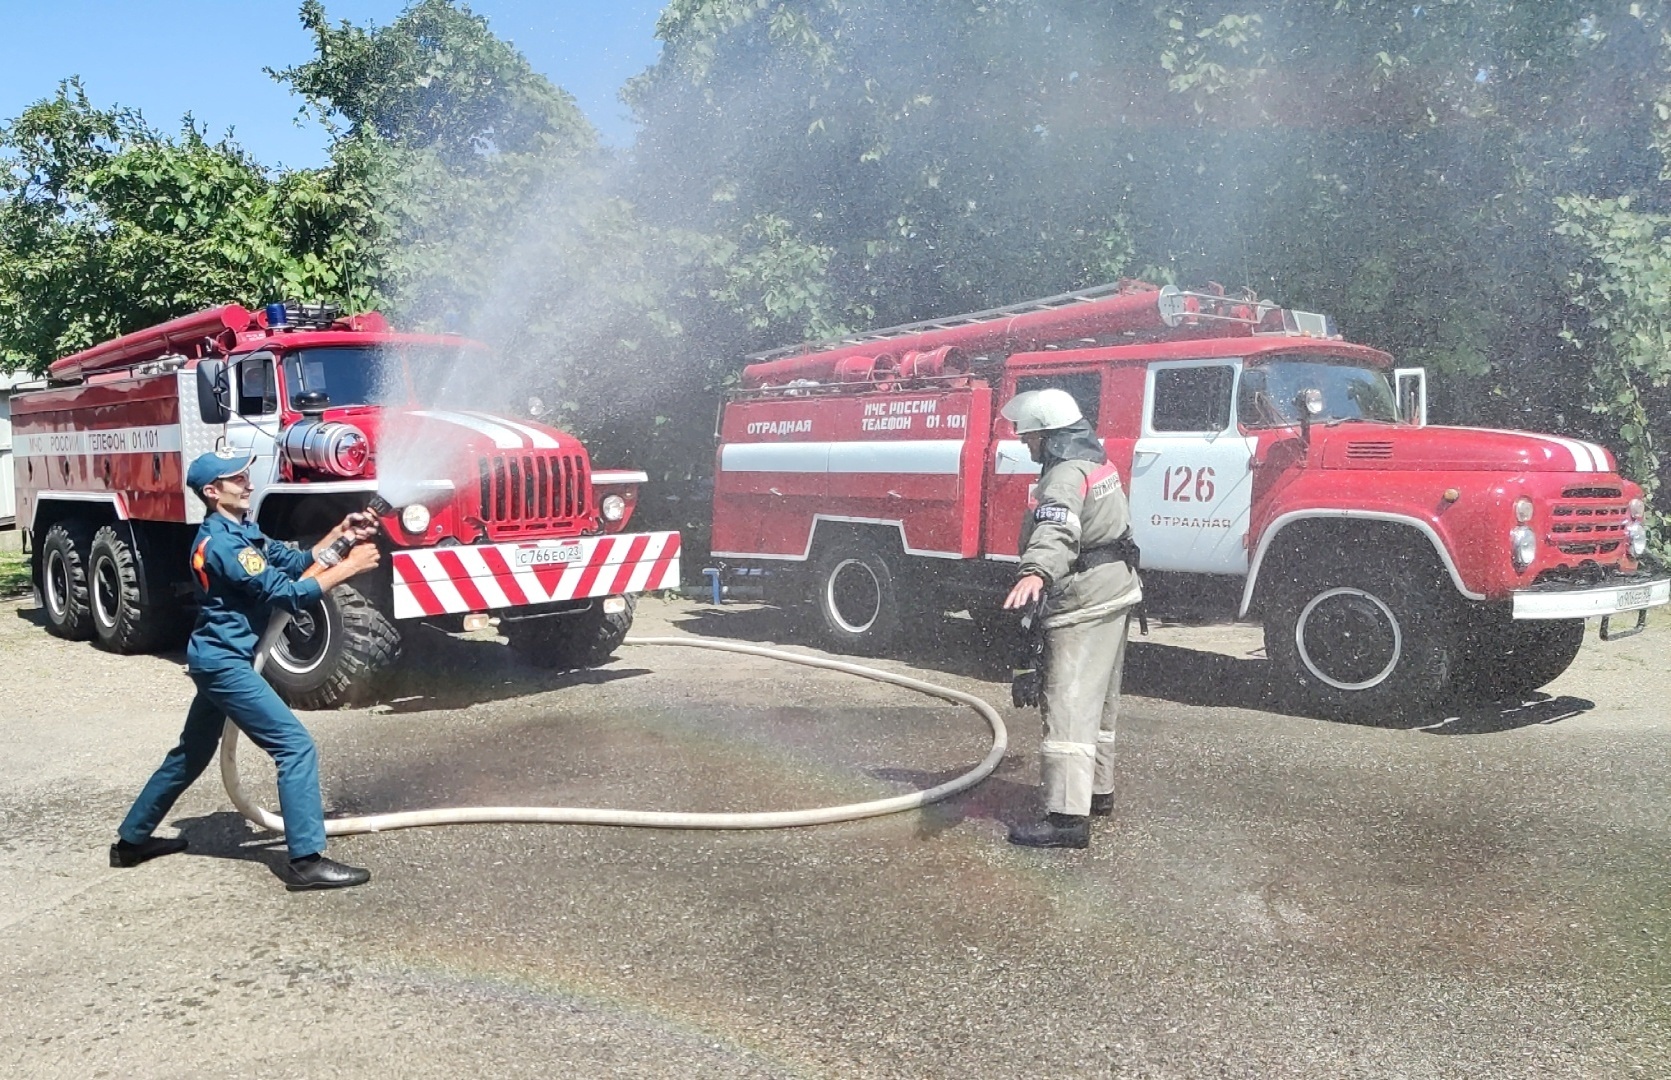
[186,513,322,672]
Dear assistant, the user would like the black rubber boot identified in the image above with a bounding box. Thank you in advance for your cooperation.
[110,836,188,868]
[1008,813,1090,849]
[280,854,371,892]
[1090,792,1114,817]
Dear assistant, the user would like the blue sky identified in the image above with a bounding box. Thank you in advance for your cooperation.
[0,1,667,167]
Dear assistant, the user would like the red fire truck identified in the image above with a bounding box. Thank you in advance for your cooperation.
[711,281,1669,715]
[12,302,681,707]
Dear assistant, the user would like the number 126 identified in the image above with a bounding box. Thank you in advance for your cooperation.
[1162,465,1216,502]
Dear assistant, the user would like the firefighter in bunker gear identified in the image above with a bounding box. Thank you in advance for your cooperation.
[1000,389,1143,850]
[112,446,382,890]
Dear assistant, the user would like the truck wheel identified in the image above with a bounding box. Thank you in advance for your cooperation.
[1265,561,1455,719]
[263,584,401,709]
[505,595,637,669]
[87,525,183,653]
[1458,617,1586,701]
[39,521,95,641]
[810,539,903,654]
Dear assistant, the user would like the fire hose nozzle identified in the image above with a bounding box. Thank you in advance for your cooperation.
[314,494,392,568]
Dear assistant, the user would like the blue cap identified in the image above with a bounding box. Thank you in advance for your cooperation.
[187,447,256,491]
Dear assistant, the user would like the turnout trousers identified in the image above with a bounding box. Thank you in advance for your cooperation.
[118,663,326,859]
[1039,606,1133,817]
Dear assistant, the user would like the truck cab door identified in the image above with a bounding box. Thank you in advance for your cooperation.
[225,352,281,495]
[1128,360,1255,575]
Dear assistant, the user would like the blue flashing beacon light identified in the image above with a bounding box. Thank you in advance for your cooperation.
[265,302,290,329]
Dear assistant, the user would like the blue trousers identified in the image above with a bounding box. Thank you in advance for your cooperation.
[118,662,327,859]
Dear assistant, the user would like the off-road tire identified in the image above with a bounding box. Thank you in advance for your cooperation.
[263,584,401,709]
[87,525,186,653]
[505,595,637,669]
[808,538,904,655]
[1264,558,1456,720]
[1457,616,1586,701]
[39,521,95,641]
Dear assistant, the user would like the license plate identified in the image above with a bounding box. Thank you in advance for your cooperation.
[1615,585,1652,610]
[514,543,584,567]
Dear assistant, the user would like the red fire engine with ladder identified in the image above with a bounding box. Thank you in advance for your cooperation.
[711,281,1669,715]
[12,302,680,708]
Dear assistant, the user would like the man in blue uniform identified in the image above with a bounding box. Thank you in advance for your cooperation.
[111,446,382,890]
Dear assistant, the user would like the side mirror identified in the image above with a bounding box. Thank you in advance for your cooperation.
[1394,367,1427,426]
[196,360,230,425]
[1294,387,1324,447]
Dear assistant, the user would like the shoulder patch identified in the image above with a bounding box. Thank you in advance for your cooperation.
[237,547,267,575]
[1033,504,1070,525]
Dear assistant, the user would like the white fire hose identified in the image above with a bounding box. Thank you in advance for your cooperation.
[223,629,1007,836]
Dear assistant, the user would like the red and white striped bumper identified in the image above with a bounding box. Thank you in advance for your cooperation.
[390,532,682,620]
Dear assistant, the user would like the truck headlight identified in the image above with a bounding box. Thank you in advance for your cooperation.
[1625,521,1648,557]
[1627,497,1645,521]
[600,494,627,522]
[401,503,431,534]
[1513,497,1534,524]
[1510,525,1537,570]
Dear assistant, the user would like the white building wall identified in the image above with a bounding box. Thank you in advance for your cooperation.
[1,372,26,528]
[0,391,13,527]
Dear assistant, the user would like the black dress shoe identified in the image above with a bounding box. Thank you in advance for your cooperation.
[110,835,188,868]
[1008,813,1090,849]
[1090,792,1114,817]
[280,854,371,892]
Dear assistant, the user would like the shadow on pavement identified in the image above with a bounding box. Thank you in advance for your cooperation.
[672,602,1595,734]
[868,760,1041,837]
[369,627,652,713]
[170,810,291,881]
[10,603,46,629]
[669,604,1014,682]
[1123,640,1595,733]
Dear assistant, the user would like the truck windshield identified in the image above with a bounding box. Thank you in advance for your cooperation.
[283,345,491,410]
[1238,358,1399,428]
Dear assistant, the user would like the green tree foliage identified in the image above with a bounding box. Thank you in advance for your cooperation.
[275,0,713,479]
[279,0,594,165]
[1558,196,1671,545]
[627,0,1143,350]
[7,0,1671,527]
[627,1,1670,420]
[0,81,375,373]
[275,0,599,320]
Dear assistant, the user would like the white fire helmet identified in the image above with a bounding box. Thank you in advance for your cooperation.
[1000,388,1083,434]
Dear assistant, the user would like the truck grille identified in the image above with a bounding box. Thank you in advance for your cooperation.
[1546,489,1629,557]
[477,453,590,537]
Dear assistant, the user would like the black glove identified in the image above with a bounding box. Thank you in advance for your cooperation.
[1011,667,1042,709]
[1010,595,1048,709]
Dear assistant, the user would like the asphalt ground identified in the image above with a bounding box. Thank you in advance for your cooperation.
[1,594,1667,1079]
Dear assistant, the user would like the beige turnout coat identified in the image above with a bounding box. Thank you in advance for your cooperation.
[1017,458,1144,629]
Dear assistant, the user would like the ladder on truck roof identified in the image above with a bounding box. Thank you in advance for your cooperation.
[744,280,1291,366]
[746,281,1161,363]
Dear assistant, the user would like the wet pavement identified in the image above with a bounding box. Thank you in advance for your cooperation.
[0,595,1666,1078]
